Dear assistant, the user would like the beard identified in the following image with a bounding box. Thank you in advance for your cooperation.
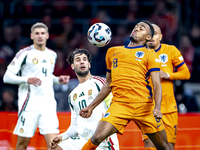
[148,43,155,49]
[75,69,89,77]
[129,35,136,42]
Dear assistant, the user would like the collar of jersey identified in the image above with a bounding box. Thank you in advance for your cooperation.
[155,44,161,52]
[124,45,144,49]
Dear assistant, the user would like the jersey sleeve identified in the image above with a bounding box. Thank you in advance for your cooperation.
[147,50,161,73]
[106,48,112,72]
[60,94,78,140]
[168,46,190,80]
[7,49,29,74]
[3,50,30,84]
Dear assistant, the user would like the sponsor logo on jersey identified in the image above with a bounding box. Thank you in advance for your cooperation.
[159,54,168,63]
[88,89,92,95]
[10,60,15,66]
[32,58,38,64]
[79,92,85,97]
[135,51,145,58]
[103,112,110,118]
[42,59,47,63]
[73,93,77,101]
[20,128,24,133]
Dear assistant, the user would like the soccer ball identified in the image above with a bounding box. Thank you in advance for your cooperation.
[87,23,112,47]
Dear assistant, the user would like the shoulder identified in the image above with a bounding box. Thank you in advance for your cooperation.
[46,48,57,57]
[92,76,106,85]
[162,44,179,52]
[107,46,124,53]
[15,46,32,59]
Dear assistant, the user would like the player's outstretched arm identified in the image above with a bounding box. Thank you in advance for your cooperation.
[79,72,112,118]
[151,71,162,119]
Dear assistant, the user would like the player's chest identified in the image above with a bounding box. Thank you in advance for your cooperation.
[111,50,146,67]
[25,52,55,69]
[71,85,98,111]
[157,52,173,69]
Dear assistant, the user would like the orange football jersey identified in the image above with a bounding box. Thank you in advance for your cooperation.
[106,45,160,103]
[154,44,190,113]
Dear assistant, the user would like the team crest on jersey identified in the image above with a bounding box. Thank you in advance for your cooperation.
[159,54,168,63]
[32,58,38,64]
[135,51,145,58]
[73,93,77,101]
[88,89,92,95]
[20,128,24,133]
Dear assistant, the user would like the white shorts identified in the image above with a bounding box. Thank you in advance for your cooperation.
[13,110,59,137]
[58,135,119,150]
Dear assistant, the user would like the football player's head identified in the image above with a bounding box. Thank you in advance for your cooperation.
[68,49,92,77]
[129,20,154,44]
[147,24,162,49]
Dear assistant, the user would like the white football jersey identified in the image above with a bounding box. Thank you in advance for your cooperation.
[7,45,57,112]
[68,76,118,148]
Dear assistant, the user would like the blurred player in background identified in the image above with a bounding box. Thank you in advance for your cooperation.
[142,24,190,150]
[49,49,119,150]
[79,21,170,150]
[3,22,70,150]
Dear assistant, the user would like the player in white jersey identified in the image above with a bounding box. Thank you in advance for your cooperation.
[3,22,70,150]
[49,49,119,150]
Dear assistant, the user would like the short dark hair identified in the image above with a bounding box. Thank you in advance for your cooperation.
[67,49,92,64]
[141,20,154,38]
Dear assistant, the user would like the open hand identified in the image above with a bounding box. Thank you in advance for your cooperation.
[160,70,169,79]
[28,77,42,87]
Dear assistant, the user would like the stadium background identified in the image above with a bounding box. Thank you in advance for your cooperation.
[0,0,200,149]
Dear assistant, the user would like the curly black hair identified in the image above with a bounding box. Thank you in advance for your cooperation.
[67,48,92,64]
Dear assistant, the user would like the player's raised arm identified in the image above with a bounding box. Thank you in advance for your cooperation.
[79,71,112,118]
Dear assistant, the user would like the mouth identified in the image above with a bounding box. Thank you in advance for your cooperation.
[80,66,86,70]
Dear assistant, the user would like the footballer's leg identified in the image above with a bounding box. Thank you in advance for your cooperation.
[16,136,31,150]
[146,129,170,150]
[44,133,59,149]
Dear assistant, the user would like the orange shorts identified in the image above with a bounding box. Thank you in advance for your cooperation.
[142,111,178,143]
[100,101,165,135]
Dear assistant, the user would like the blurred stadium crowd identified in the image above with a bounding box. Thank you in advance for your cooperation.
[0,0,200,112]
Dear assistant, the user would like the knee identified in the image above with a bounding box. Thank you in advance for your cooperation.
[144,139,155,148]
[91,134,105,146]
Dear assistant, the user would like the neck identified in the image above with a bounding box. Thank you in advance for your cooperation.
[34,44,46,51]
[154,43,161,50]
[127,40,145,47]
[78,73,92,83]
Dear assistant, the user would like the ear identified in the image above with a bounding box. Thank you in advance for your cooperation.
[71,64,74,70]
[47,32,49,39]
[30,33,33,40]
[159,34,163,41]
[89,63,91,69]
[146,35,152,41]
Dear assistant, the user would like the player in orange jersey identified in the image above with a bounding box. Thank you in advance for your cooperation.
[79,20,170,150]
[142,24,190,150]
